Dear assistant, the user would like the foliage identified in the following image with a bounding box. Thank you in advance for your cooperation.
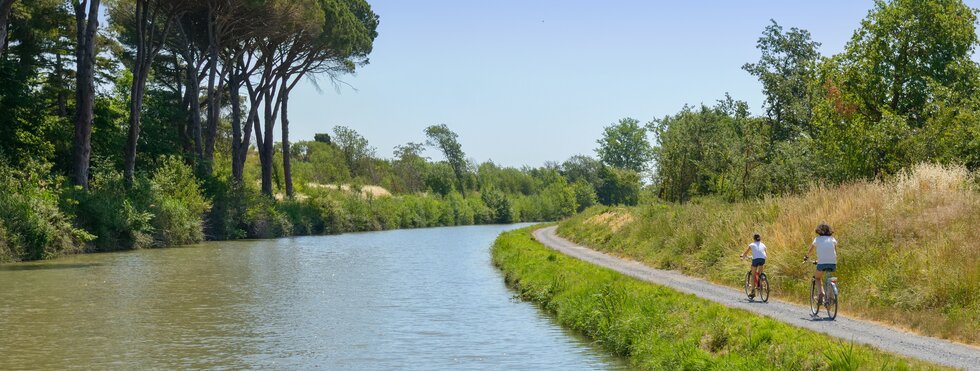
[0,160,91,262]
[597,166,640,206]
[492,227,937,370]
[68,161,155,251]
[742,19,821,140]
[595,117,653,173]
[332,125,375,178]
[147,156,211,246]
[425,124,467,194]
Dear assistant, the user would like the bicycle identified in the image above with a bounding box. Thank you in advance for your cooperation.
[741,256,769,302]
[804,259,838,319]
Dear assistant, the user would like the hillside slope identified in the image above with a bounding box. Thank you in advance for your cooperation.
[558,164,979,344]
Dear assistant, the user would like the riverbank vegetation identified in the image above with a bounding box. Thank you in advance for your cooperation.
[0,0,644,262]
[492,227,942,370]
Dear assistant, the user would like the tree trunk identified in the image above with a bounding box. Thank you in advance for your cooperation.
[71,0,100,190]
[175,55,191,153]
[0,0,14,58]
[281,93,292,197]
[260,88,274,196]
[124,68,148,186]
[55,52,68,118]
[187,63,204,166]
[202,12,221,175]
[230,75,243,183]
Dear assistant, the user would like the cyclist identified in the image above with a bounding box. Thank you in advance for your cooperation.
[740,233,766,298]
[804,223,837,305]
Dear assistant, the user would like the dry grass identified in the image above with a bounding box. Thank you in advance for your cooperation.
[559,163,980,345]
[305,183,392,198]
[586,211,635,232]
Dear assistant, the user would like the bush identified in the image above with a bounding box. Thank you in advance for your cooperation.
[0,160,91,262]
[69,161,153,251]
[147,157,211,246]
[597,166,640,206]
[572,180,598,212]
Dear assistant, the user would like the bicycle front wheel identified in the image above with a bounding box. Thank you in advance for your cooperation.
[745,271,753,298]
[809,279,819,316]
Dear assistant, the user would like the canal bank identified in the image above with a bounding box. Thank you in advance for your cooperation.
[491,226,944,370]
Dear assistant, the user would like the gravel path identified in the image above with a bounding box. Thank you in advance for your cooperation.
[533,226,980,370]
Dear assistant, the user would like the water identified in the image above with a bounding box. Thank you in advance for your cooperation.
[0,224,626,370]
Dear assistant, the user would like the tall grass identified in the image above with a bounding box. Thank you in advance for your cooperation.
[558,163,980,344]
[492,227,941,370]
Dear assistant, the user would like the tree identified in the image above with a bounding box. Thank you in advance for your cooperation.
[810,0,980,178]
[840,0,978,127]
[393,142,426,193]
[595,117,653,173]
[108,0,186,186]
[71,0,101,190]
[425,124,467,194]
[597,166,640,206]
[560,155,603,189]
[0,0,14,57]
[244,0,377,197]
[314,133,331,144]
[743,20,821,140]
[332,125,373,178]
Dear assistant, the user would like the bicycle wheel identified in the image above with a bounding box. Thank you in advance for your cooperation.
[827,285,838,320]
[759,273,769,303]
[744,271,753,299]
[809,279,819,316]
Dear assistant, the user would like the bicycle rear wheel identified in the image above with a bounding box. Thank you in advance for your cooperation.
[826,286,838,320]
[809,279,819,316]
[759,273,769,303]
[744,271,753,299]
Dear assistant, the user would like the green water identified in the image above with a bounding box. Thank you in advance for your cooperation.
[0,225,626,369]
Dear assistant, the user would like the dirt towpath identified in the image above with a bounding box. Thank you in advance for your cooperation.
[533,226,980,370]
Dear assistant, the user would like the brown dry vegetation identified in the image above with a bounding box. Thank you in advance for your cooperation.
[558,164,980,345]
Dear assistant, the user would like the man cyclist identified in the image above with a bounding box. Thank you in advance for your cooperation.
[740,233,766,298]
[804,223,837,305]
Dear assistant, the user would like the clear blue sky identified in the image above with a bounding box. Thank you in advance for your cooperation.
[284,1,980,167]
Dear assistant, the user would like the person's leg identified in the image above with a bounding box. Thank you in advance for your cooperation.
[758,263,765,287]
[815,270,825,296]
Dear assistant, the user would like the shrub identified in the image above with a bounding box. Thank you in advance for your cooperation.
[0,160,91,262]
[69,161,153,251]
[147,157,211,246]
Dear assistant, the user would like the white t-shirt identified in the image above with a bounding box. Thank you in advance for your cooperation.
[813,236,838,264]
[749,241,767,259]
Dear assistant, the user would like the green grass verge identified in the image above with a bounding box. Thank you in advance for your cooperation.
[491,226,944,370]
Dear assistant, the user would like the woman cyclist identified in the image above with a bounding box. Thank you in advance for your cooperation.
[804,223,837,304]
[740,233,766,298]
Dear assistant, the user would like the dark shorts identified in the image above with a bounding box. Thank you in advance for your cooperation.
[751,258,766,267]
[816,263,837,272]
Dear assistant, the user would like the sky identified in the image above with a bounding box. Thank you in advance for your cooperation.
[284,1,980,167]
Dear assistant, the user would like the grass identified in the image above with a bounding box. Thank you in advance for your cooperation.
[557,163,980,345]
[492,226,944,370]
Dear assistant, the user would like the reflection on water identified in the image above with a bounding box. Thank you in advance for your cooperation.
[0,225,626,370]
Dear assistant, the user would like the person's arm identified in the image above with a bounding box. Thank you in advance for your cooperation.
[741,246,751,258]
[805,243,815,261]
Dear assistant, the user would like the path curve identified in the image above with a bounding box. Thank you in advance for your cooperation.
[533,226,980,370]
